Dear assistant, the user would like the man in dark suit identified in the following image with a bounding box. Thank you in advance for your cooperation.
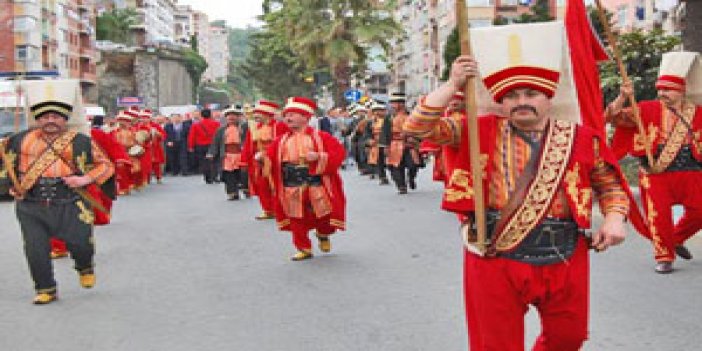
[164,113,190,175]
[319,108,333,134]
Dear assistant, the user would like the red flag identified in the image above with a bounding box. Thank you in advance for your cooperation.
[565,0,609,136]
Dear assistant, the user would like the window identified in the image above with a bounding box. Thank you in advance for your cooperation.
[617,5,628,27]
[16,46,29,61]
[467,0,493,6]
[500,0,519,5]
[13,16,37,32]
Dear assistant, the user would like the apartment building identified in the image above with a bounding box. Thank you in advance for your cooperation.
[192,10,210,63]
[390,0,566,103]
[203,22,229,83]
[123,0,176,46]
[174,4,195,46]
[599,0,682,34]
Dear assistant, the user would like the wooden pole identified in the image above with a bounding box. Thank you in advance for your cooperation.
[455,0,486,252]
[594,0,654,169]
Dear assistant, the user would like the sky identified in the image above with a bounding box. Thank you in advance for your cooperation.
[177,0,264,28]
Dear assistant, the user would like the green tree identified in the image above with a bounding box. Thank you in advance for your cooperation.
[599,29,681,104]
[238,30,316,102]
[587,5,615,46]
[182,49,208,100]
[96,9,138,45]
[441,27,459,81]
[512,0,554,24]
[262,0,402,106]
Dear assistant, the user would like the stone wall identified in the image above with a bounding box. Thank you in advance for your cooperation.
[98,49,194,116]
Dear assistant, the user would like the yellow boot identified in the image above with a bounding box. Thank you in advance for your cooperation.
[50,250,68,259]
[318,236,331,253]
[255,212,274,220]
[33,292,57,305]
[290,250,313,261]
[79,273,96,289]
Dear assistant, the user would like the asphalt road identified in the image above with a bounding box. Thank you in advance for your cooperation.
[0,168,700,351]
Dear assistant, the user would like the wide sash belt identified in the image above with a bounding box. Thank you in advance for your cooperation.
[282,164,322,187]
[485,210,580,266]
[25,177,79,205]
[640,145,702,172]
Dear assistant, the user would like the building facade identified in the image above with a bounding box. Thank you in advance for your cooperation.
[203,22,228,83]
[0,0,96,100]
[390,0,566,104]
[599,0,682,34]
[123,0,176,46]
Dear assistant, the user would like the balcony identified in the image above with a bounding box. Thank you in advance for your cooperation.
[79,47,93,59]
[77,0,90,11]
[80,71,96,83]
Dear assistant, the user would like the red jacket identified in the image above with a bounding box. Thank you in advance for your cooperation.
[188,118,221,150]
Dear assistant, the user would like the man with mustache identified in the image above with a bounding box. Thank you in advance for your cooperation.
[1,81,114,304]
[404,23,631,350]
[607,51,702,274]
[264,97,346,261]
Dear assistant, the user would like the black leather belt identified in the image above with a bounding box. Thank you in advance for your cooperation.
[282,164,322,187]
[25,177,78,205]
[639,145,702,172]
[485,210,581,266]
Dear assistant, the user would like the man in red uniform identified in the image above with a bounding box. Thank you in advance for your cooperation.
[420,91,467,184]
[607,51,702,273]
[188,108,220,184]
[242,100,290,220]
[142,109,166,184]
[110,110,140,195]
[404,23,632,350]
[265,97,346,261]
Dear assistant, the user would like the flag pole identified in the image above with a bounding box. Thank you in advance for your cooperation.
[455,0,486,252]
[594,0,654,169]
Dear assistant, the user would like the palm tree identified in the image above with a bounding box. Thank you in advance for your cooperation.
[682,0,702,52]
[262,0,401,105]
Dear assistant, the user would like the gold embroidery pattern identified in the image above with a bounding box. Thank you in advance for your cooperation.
[652,102,695,173]
[644,193,668,257]
[76,200,95,225]
[0,150,15,179]
[494,120,575,252]
[444,154,488,202]
[445,169,474,202]
[20,131,77,191]
[564,163,593,221]
[76,152,88,174]
[634,124,658,152]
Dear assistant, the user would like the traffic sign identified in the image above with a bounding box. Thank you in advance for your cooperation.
[117,96,144,107]
[344,89,362,103]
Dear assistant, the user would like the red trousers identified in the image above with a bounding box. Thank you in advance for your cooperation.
[252,172,274,214]
[116,165,132,194]
[640,171,702,262]
[289,206,336,251]
[152,162,163,180]
[464,239,589,351]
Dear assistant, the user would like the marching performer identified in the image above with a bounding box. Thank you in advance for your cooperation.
[387,92,423,194]
[208,106,246,200]
[607,51,702,273]
[265,97,346,261]
[111,110,141,195]
[366,101,391,185]
[404,22,633,350]
[242,100,290,220]
[0,80,114,304]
